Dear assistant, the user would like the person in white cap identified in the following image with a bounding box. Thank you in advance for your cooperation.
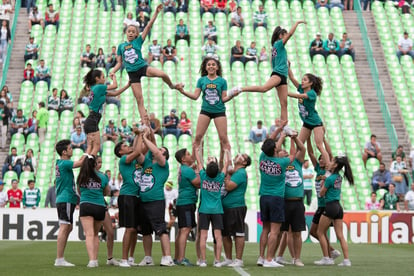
[309,32,326,61]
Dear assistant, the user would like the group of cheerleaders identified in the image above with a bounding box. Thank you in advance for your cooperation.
[81,4,354,266]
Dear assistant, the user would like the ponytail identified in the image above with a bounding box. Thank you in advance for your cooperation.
[333,156,354,186]
[77,156,101,188]
[83,69,102,87]
[271,26,287,45]
[305,73,323,95]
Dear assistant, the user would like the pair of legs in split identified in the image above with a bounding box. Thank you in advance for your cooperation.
[300,125,330,168]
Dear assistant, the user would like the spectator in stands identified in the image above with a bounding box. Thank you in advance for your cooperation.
[302,160,314,206]
[203,20,217,43]
[76,110,86,126]
[118,0,127,11]
[215,0,227,14]
[323,33,340,58]
[230,40,245,68]
[28,6,44,33]
[26,0,36,15]
[365,192,381,210]
[37,101,48,146]
[230,6,244,29]
[80,44,95,68]
[227,0,237,13]
[362,0,371,11]
[7,179,22,208]
[253,5,267,30]
[163,108,180,138]
[329,0,344,10]
[27,110,37,135]
[136,0,151,14]
[178,111,192,137]
[259,46,268,63]
[163,0,177,14]
[23,63,35,83]
[24,37,39,62]
[136,10,149,33]
[45,4,59,32]
[103,0,116,12]
[269,117,282,136]
[390,156,409,201]
[47,88,60,111]
[103,119,119,143]
[315,0,329,9]
[245,41,258,63]
[339,32,355,61]
[362,134,382,169]
[0,100,10,149]
[70,125,87,151]
[404,183,414,210]
[0,181,7,207]
[34,59,51,90]
[106,170,117,191]
[123,12,135,33]
[114,172,123,191]
[0,0,13,24]
[15,148,37,174]
[105,46,119,76]
[1,85,12,111]
[58,89,73,114]
[380,183,400,211]
[149,112,162,136]
[118,118,134,143]
[371,162,391,192]
[71,117,81,134]
[2,147,22,178]
[45,181,56,208]
[248,120,267,144]
[0,20,10,63]
[392,145,406,162]
[148,38,163,65]
[10,109,28,137]
[309,32,326,61]
[95,48,106,69]
[162,39,178,64]
[201,37,220,60]
[200,0,216,17]
[396,31,414,62]
[175,18,190,46]
[177,0,188,12]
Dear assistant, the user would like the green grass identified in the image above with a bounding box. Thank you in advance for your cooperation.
[0,241,412,275]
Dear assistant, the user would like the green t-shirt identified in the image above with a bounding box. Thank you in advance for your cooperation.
[199,169,224,214]
[259,152,290,197]
[79,171,108,207]
[11,115,27,127]
[89,84,107,113]
[119,155,141,197]
[197,76,227,114]
[140,152,170,202]
[177,164,198,206]
[37,107,49,128]
[271,40,288,77]
[55,159,78,204]
[324,173,342,202]
[382,192,399,210]
[117,35,147,72]
[23,188,41,207]
[222,168,248,209]
[285,159,304,199]
[297,85,322,126]
[315,163,326,207]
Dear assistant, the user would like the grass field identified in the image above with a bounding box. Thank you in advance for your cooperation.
[0,241,412,275]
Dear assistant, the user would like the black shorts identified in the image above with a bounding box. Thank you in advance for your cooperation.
[271,71,287,87]
[177,204,197,229]
[79,202,106,221]
[323,201,344,220]
[128,65,148,83]
[83,111,102,134]
[281,200,306,232]
[222,206,247,237]
[260,195,285,223]
[312,207,325,224]
[200,110,226,119]
[56,202,76,225]
[303,122,323,130]
[367,153,378,159]
[118,195,140,228]
[198,213,223,230]
[31,20,40,25]
[140,200,168,236]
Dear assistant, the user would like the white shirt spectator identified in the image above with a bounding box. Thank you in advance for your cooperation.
[231,11,243,24]
[29,10,43,21]
[365,141,381,153]
[405,189,414,210]
[108,178,119,191]
[123,17,136,27]
[164,187,178,207]
[398,36,413,51]
[0,2,12,22]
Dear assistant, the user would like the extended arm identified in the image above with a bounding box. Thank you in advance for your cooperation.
[143,131,166,166]
[141,4,163,40]
[179,87,202,100]
[283,20,306,45]
[288,67,300,88]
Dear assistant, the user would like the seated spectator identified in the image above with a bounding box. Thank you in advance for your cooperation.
[248,120,267,144]
[95,48,106,68]
[7,179,23,208]
[0,181,7,207]
[175,18,190,46]
[230,40,245,68]
[163,0,177,14]
[203,20,217,43]
[323,33,340,58]
[28,6,44,33]
[123,12,135,33]
[227,0,237,13]
[47,88,60,111]
[76,110,86,126]
[309,32,326,61]
[148,38,163,65]
[136,0,151,14]
[136,10,149,33]
[0,0,13,25]
[24,36,39,62]
[269,117,283,141]
[253,5,267,30]
[58,89,74,114]
[404,183,414,210]
[80,44,95,68]
[390,156,409,201]
[396,31,414,62]
[45,4,59,32]
[106,94,121,114]
[395,0,411,14]
[103,0,116,12]
[2,147,22,178]
[380,183,400,211]
[339,32,355,61]
[330,0,344,10]
[259,46,268,63]
[118,118,134,143]
[201,37,220,60]
[371,162,391,192]
[10,109,28,137]
[315,0,329,9]
[34,59,51,90]
[200,0,216,17]
[365,192,381,210]
[215,0,227,14]
[78,85,90,105]
[178,111,192,136]
[362,134,382,169]
[230,6,244,29]
[103,119,119,143]
[70,125,87,151]
[71,117,81,134]
[105,46,121,76]
[23,179,40,209]
[23,63,35,83]
[44,181,56,208]
[245,41,258,63]
[149,112,162,136]
[0,101,10,149]
[177,0,188,12]
[162,39,178,64]
[27,110,37,135]
[392,145,406,162]
[163,108,180,138]
[26,0,35,15]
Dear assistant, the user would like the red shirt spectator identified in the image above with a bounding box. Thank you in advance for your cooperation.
[215,0,227,9]
[201,0,215,9]
[23,65,35,81]
[8,188,23,208]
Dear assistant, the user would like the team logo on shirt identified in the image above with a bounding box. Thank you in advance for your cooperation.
[80,178,102,189]
[285,167,302,187]
[140,168,155,192]
[204,83,219,105]
[298,104,308,118]
[133,164,143,185]
[260,160,282,176]
[202,180,221,192]
[124,48,139,64]
[220,184,228,197]
[55,165,60,178]
[272,47,277,58]
[334,176,342,189]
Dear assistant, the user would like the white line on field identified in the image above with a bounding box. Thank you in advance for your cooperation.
[206,244,250,276]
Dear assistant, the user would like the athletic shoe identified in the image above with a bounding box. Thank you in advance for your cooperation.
[338,259,352,267]
[87,260,98,268]
[293,259,304,267]
[119,259,130,268]
[196,259,201,266]
[54,259,75,267]
[138,256,154,266]
[283,126,297,136]
[256,256,265,266]
[314,257,334,265]
[220,258,233,267]
[275,256,291,265]
[180,258,194,266]
[263,260,284,268]
[228,259,244,267]
[331,249,341,260]
[198,260,207,267]
[213,260,222,267]
[128,257,139,267]
[160,256,175,267]
[106,258,119,266]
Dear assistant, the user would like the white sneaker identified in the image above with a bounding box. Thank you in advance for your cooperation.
[213,260,222,267]
[106,258,119,266]
[119,259,130,267]
[160,256,175,266]
[228,259,244,267]
[196,259,201,266]
[293,259,304,267]
[87,260,98,268]
[275,256,291,265]
[338,259,352,267]
[283,126,297,136]
[138,256,154,266]
[331,249,341,260]
[128,257,138,266]
[256,256,265,266]
[263,259,284,268]
[54,259,75,267]
[198,260,207,267]
[314,257,334,265]
[219,258,232,267]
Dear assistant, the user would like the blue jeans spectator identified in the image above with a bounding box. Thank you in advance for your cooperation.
[200,7,217,17]
[45,20,59,32]
[34,76,51,90]
[396,50,414,62]
[103,0,115,11]
[0,39,7,62]
[339,48,355,62]
[163,128,180,139]
[329,3,344,10]
[106,97,121,113]
[164,6,177,14]
[136,6,151,14]
[118,0,126,11]
[230,56,246,68]
[26,0,36,15]
[362,0,371,10]
[2,163,22,178]
[230,22,245,29]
